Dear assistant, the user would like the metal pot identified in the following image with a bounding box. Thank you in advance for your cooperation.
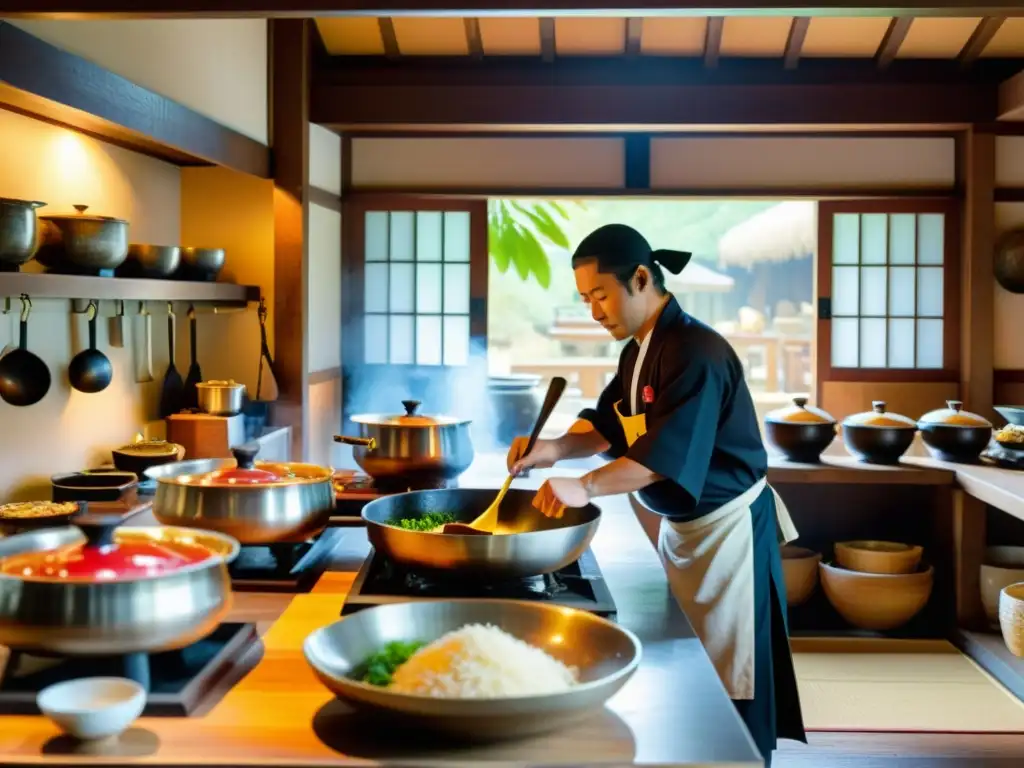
[117,244,181,278]
[36,204,129,275]
[918,400,993,463]
[0,509,237,655]
[334,399,474,486]
[764,396,837,463]
[197,379,245,416]
[361,488,600,579]
[0,197,45,271]
[842,401,917,465]
[177,247,225,281]
[147,442,335,544]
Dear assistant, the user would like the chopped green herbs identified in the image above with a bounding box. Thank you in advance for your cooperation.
[360,640,425,687]
[394,511,456,531]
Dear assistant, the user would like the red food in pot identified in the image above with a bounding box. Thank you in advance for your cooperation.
[0,536,213,581]
[198,465,282,486]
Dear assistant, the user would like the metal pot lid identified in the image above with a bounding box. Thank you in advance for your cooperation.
[39,204,128,225]
[842,400,917,429]
[352,399,471,427]
[0,197,46,208]
[765,396,835,425]
[918,400,992,428]
[0,517,213,582]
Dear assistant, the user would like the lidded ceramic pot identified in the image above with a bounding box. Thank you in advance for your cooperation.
[841,401,917,465]
[764,397,837,463]
[917,400,992,463]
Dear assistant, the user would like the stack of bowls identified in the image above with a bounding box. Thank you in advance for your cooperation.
[980,547,1024,628]
[819,540,933,630]
[781,546,822,606]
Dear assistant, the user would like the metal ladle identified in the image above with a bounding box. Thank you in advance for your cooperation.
[68,300,113,394]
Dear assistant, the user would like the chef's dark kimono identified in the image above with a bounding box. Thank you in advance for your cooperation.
[578,296,806,764]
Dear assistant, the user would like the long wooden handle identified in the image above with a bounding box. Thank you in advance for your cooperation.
[524,376,567,459]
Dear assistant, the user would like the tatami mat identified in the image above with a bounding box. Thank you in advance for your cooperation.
[792,638,1024,733]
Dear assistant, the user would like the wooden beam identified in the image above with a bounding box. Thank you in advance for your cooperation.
[464,18,484,58]
[310,60,999,127]
[6,2,1024,19]
[998,69,1024,120]
[269,18,311,461]
[378,17,400,59]
[540,18,555,63]
[783,17,810,70]
[958,17,1006,67]
[876,17,914,70]
[624,134,650,190]
[625,17,643,57]
[959,127,996,423]
[0,21,268,177]
[704,17,723,69]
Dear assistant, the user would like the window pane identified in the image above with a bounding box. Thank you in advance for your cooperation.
[389,315,414,364]
[364,263,389,313]
[389,212,414,261]
[888,267,916,317]
[443,264,470,314]
[416,316,442,366]
[917,214,944,265]
[832,266,859,316]
[832,214,860,265]
[861,214,888,265]
[364,314,388,364]
[443,211,471,262]
[917,267,944,317]
[416,212,443,262]
[860,266,887,316]
[889,213,915,265]
[416,263,442,314]
[443,315,470,366]
[389,263,414,313]
[365,212,388,262]
[888,318,915,367]
[860,318,887,367]
[831,318,859,367]
[916,319,943,369]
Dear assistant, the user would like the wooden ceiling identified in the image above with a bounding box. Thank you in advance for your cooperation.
[314,16,1024,65]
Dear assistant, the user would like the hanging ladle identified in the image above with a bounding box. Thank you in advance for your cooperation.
[441,376,567,536]
[0,294,51,406]
[68,300,113,394]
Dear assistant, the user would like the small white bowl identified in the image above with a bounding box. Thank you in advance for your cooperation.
[37,677,145,741]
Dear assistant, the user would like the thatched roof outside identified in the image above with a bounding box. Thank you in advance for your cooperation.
[717,201,817,270]
[667,261,734,294]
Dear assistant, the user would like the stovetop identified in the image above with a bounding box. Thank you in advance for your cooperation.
[229,528,346,593]
[0,623,259,717]
[341,547,617,619]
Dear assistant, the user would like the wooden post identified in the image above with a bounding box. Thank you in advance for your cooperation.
[269,19,311,461]
[953,490,988,630]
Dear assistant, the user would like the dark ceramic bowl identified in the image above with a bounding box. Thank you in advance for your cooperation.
[842,425,916,465]
[765,421,836,463]
[920,424,992,463]
[51,471,138,503]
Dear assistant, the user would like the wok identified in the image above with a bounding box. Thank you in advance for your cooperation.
[361,488,600,580]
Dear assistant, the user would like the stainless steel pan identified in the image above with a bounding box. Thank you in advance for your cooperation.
[361,488,600,579]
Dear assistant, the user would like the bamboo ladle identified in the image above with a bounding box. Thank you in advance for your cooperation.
[441,376,568,536]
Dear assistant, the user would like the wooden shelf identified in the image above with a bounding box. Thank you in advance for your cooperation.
[906,457,1024,523]
[0,272,259,305]
[0,22,269,178]
[768,455,956,486]
[952,628,1024,703]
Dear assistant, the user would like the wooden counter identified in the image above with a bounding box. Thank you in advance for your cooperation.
[0,476,763,767]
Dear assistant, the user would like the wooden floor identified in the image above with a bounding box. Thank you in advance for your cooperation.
[776,732,1024,766]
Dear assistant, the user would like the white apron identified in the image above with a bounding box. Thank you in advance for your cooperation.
[617,328,799,701]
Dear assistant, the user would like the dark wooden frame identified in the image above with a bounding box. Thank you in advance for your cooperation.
[340,194,489,424]
[0,21,269,178]
[816,198,962,390]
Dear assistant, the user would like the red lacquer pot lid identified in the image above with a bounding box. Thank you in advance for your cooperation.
[0,514,212,582]
[195,443,281,486]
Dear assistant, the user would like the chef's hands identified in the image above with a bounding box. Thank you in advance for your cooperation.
[507,437,561,476]
[532,477,590,519]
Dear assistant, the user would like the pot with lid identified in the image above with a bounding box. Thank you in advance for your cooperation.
[0,197,46,272]
[918,400,993,463]
[764,396,837,463]
[147,441,335,544]
[36,204,129,276]
[0,503,237,656]
[334,399,475,486]
[842,401,918,465]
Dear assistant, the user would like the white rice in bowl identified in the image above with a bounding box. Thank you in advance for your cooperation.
[388,623,579,698]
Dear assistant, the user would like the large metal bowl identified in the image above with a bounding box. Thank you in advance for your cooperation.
[362,488,600,579]
[0,524,238,656]
[304,599,641,741]
[146,443,335,544]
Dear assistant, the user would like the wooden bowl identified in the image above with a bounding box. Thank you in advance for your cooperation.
[834,540,923,575]
[819,562,933,630]
[981,547,1024,627]
[781,546,821,606]
[999,582,1024,657]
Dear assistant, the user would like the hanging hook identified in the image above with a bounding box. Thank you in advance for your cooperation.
[258,296,268,324]
[167,301,174,317]
[187,303,195,320]
[19,293,31,323]
[2,297,9,315]
[86,300,97,321]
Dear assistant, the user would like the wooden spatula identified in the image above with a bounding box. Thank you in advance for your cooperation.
[442,376,567,536]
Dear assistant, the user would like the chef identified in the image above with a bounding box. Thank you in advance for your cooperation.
[508,224,806,766]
